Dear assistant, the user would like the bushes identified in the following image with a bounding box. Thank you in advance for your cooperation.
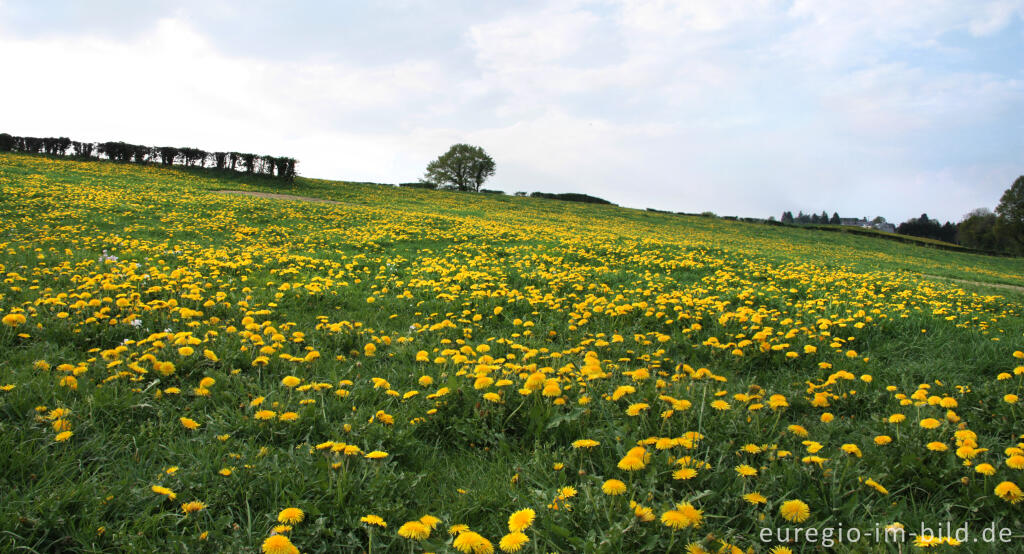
[1,132,297,182]
[529,192,614,205]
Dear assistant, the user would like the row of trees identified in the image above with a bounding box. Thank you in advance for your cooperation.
[895,214,957,243]
[777,176,1024,254]
[780,211,841,225]
[780,208,969,247]
[0,133,297,181]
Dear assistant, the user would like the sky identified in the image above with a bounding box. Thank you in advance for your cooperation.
[1,1,1022,223]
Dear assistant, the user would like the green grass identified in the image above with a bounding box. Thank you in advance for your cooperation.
[1,152,1024,553]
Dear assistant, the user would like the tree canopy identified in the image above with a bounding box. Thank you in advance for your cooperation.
[422,144,495,192]
[995,176,1024,253]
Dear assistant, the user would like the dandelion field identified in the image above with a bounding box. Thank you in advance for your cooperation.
[2,152,1024,553]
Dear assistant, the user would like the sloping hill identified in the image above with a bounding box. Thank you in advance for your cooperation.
[1,152,1023,552]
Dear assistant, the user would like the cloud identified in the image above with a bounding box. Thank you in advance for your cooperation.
[967,0,1024,35]
[0,17,448,165]
[0,2,1020,223]
[821,63,1024,136]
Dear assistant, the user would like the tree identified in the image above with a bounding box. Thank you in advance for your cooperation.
[896,213,956,242]
[830,212,840,225]
[995,176,1024,254]
[958,208,1000,251]
[423,143,495,192]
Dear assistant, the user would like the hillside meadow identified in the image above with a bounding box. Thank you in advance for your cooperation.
[1,152,1024,553]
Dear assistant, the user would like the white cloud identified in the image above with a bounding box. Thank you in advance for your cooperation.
[469,5,600,70]
[0,2,1020,223]
[968,0,1024,35]
[617,0,781,33]
[821,63,1024,136]
[0,18,447,150]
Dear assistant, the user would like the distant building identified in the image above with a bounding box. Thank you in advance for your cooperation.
[838,217,895,233]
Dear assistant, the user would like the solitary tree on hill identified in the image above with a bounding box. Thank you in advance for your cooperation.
[423,144,495,192]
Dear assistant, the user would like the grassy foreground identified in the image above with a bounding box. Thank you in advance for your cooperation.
[1,152,1024,553]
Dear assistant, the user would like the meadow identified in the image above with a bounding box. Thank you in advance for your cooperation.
[1,152,1024,553]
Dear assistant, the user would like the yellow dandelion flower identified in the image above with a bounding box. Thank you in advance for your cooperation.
[975,463,996,476]
[840,444,862,457]
[419,514,441,529]
[626,402,650,416]
[618,454,646,471]
[630,500,655,522]
[735,464,757,477]
[743,492,767,505]
[499,531,529,552]
[661,505,702,530]
[281,375,301,388]
[779,499,810,523]
[2,313,27,326]
[151,485,177,501]
[675,502,703,527]
[787,424,808,437]
[398,520,430,540]
[505,507,536,532]
[673,467,698,480]
[995,481,1023,503]
[277,507,304,525]
[453,530,493,554]
[602,479,627,495]
[261,534,298,554]
[181,501,207,514]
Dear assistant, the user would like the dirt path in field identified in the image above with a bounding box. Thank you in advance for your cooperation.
[919,274,1024,293]
[213,190,348,205]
